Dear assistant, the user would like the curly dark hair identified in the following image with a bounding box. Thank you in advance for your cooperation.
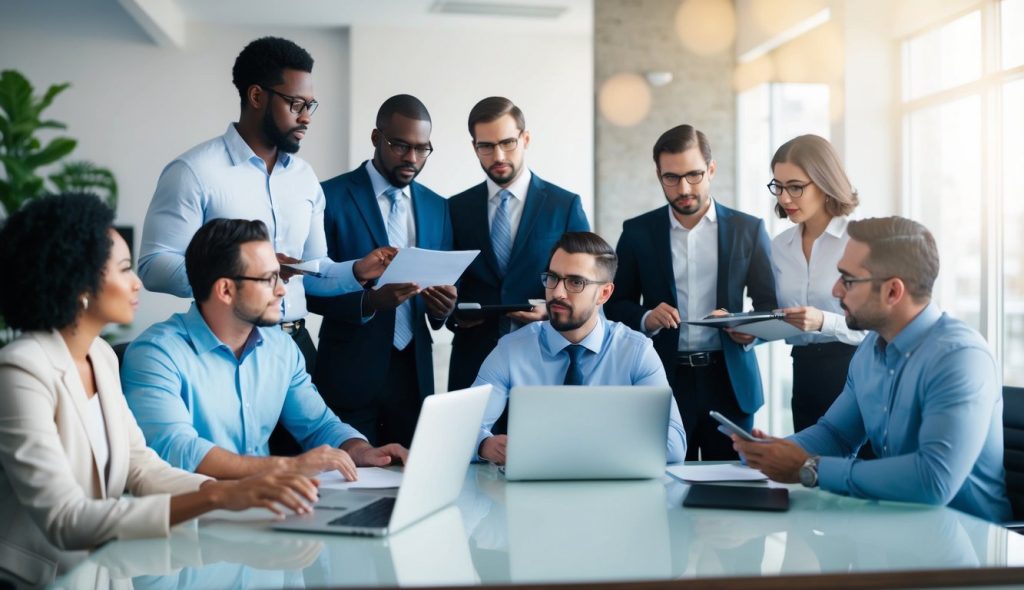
[0,193,114,331]
[232,36,314,109]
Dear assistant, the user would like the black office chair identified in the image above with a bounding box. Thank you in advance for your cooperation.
[1003,385,1024,531]
[112,341,131,369]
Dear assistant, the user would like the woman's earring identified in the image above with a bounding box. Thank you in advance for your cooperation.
[81,296,89,310]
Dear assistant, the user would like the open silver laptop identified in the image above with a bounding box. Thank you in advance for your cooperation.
[503,385,671,481]
[272,385,490,536]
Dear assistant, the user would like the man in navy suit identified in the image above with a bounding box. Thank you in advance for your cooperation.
[447,97,590,424]
[605,124,776,460]
[310,95,455,447]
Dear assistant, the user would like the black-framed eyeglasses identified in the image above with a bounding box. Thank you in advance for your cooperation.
[540,272,606,293]
[474,132,522,156]
[837,274,891,290]
[380,132,434,158]
[660,170,706,187]
[233,272,281,290]
[261,86,319,116]
[767,180,813,198]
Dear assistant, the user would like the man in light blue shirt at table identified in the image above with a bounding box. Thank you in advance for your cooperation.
[123,219,407,481]
[473,232,687,464]
[734,217,1011,522]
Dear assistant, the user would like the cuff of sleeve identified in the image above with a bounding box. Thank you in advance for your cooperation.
[475,431,492,462]
[640,311,660,337]
[184,438,218,473]
[117,494,173,540]
[820,312,840,338]
[817,455,853,495]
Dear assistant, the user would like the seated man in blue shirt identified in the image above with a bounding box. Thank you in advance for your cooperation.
[733,216,1011,522]
[474,231,687,464]
[123,219,407,480]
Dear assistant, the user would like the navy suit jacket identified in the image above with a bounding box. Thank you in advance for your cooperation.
[308,163,452,411]
[446,172,589,390]
[604,202,777,414]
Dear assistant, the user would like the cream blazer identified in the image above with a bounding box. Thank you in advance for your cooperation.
[0,331,209,587]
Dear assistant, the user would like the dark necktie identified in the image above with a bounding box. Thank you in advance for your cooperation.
[563,344,585,385]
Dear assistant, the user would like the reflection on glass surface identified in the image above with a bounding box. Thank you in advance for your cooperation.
[1004,79,1024,386]
[505,479,670,583]
[1003,0,1024,69]
[904,10,981,100]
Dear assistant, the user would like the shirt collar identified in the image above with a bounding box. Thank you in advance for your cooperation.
[783,215,848,247]
[183,303,264,356]
[487,168,532,202]
[540,313,607,357]
[667,198,717,231]
[222,123,292,169]
[880,301,942,356]
[364,160,408,200]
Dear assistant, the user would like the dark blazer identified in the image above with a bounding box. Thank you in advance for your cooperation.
[309,162,452,411]
[605,202,777,414]
[446,172,590,390]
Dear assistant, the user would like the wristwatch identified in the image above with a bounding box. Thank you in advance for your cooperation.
[799,455,821,488]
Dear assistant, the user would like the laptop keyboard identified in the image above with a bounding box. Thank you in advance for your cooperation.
[327,497,396,528]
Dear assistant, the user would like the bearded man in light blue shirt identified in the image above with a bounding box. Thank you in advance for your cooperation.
[734,217,1011,522]
[474,232,687,464]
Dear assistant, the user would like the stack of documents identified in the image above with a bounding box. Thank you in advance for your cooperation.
[684,311,803,341]
[665,464,768,483]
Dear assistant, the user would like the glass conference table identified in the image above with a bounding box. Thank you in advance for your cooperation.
[54,464,1024,589]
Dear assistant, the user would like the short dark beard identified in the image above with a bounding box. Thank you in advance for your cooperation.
[263,106,303,154]
[484,161,517,186]
[547,299,593,332]
[233,304,278,328]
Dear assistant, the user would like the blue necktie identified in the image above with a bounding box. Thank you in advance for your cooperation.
[563,344,585,385]
[491,189,513,276]
[386,188,413,350]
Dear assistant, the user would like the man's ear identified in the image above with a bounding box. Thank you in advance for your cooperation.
[211,277,236,306]
[596,281,615,306]
[246,84,266,112]
[883,277,907,306]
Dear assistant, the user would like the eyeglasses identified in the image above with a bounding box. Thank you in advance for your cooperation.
[474,133,522,156]
[540,272,606,293]
[233,272,280,290]
[837,274,890,290]
[261,86,319,116]
[767,180,813,198]
[660,170,706,187]
[380,133,434,158]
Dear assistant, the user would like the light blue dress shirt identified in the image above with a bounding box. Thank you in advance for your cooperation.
[473,316,687,462]
[121,305,365,472]
[790,303,1011,522]
[139,123,362,322]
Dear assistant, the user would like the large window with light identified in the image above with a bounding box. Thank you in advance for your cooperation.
[901,0,1024,386]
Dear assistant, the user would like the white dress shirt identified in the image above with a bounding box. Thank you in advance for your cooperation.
[83,394,109,479]
[486,168,533,245]
[671,201,720,351]
[365,160,417,247]
[771,215,865,346]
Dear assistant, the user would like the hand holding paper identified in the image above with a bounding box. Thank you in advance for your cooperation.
[375,248,479,289]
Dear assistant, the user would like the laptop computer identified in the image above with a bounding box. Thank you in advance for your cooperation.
[503,385,671,481]
[272,384,491,536]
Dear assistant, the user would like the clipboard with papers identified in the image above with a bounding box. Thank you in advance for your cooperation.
[683,311,804,341]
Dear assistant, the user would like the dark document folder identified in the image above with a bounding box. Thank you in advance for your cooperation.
[683,484,790,512]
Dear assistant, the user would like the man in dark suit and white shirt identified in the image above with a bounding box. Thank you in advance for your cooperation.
[605,124,776,460]
[447,97,590,425]
[310,95,455,447]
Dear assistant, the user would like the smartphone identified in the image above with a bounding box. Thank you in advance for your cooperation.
[709,411,767,442]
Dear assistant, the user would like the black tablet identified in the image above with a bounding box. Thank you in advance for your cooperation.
[683,484,790,512]
[456,303,535,319]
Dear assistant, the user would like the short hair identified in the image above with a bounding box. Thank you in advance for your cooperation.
[652,124,712,166]
[232,37,314,109]
[376,94,431,129]
[0,193,114,331]
[185,219,270,304]
[771,134,859,219]
[548,232,618,282]
[847,217,939,301]
[467,96,526,139]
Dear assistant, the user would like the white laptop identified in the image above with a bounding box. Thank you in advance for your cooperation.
[503,385,671,481]
[272,385,491,536]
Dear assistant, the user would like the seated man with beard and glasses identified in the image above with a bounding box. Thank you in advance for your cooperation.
[472,232,687,465]
[123,219,407,481]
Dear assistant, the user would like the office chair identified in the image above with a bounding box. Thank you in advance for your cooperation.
[1003,385,1024,532]
[112,341,131,368]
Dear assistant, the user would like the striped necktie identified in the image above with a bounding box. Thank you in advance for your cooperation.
[491,189,513,276]
[386,188,413,350]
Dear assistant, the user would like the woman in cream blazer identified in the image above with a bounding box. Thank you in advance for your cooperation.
[0,194,318,588]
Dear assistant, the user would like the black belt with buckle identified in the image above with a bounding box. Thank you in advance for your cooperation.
[676,351,722,368]
[280,318,305,335]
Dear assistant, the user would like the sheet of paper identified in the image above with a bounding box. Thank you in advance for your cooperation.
[665,463,768,483]
[729,318,803,341]
[317,467,403,490]
[375,248,480,289]
[281,260,322,277]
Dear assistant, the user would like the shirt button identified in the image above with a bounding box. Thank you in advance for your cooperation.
[883,406,887,412]
[889,369,894,375]
[245,402,251,408]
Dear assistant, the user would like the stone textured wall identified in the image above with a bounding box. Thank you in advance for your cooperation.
[595,0,736,244]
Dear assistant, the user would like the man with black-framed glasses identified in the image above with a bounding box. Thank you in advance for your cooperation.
[472,232,686,465]
[447,97,590,432]
[124,219,408,481]
[605,124,777,461]
[311,95,455,447]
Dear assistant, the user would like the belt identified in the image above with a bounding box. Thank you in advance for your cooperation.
[279,318,305,335]
[676,350,723,367]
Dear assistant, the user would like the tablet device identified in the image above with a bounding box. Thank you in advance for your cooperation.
[683,310,784,329]
[683,484,789,512]
[709,411,767,442]
[456,302,535,319]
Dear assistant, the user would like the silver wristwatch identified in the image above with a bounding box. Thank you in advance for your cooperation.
[799,455,821,488]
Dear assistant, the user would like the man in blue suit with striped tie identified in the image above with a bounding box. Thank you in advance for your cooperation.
[447,97,590,430]
[310,95,455,446]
